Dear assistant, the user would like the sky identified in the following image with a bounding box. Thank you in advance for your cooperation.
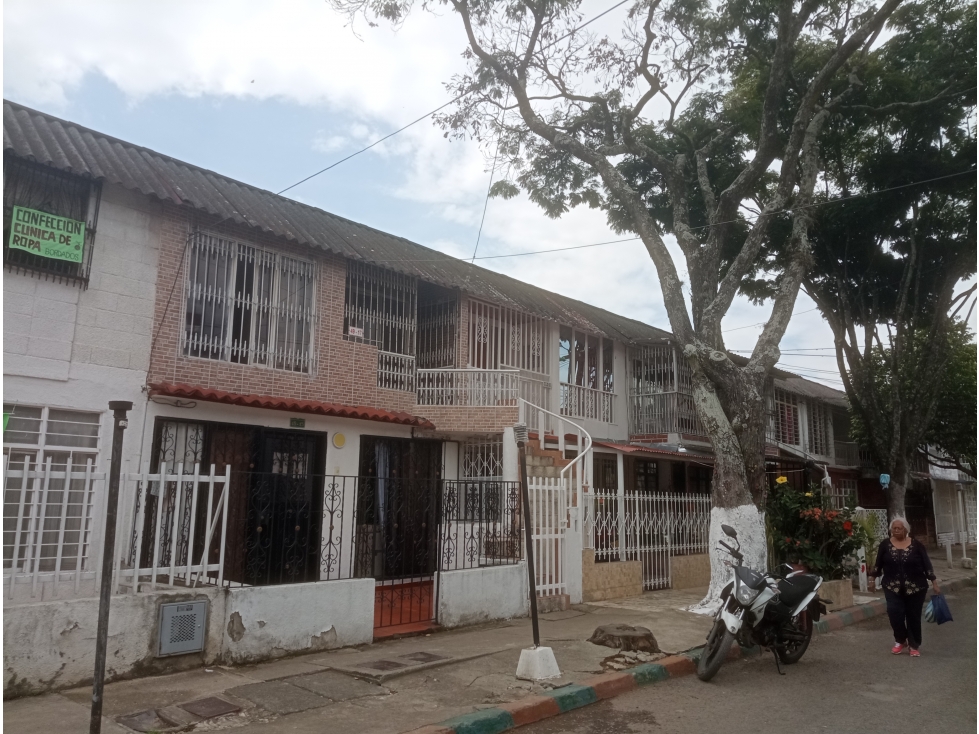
[6,0,962,392]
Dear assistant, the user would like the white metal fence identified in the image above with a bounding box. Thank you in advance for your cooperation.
[3,455,105,600]
[586,490,711,590]
[528,477,568,597]
[120,464,231,592]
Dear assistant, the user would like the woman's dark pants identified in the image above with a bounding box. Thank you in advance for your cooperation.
[884,588,928,648]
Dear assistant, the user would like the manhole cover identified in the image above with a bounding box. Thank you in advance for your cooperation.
[361,659,408,671]
[179,696,241,719]
[399,652,449,663]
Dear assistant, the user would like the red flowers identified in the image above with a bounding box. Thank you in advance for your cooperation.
[843,520,853,536]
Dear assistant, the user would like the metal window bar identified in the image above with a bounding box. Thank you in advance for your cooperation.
[772,388,800,446]
[468,299,547,374]
[462,439,504,481]
[627,345,703,435]
[808,399,829,456]
[2,154,102,287]
[3,454,105,599]
[417,296,458,369]
[183,231,316,373]
[416,368,517,405]
[344,261,417,355]
[378,351,417,392]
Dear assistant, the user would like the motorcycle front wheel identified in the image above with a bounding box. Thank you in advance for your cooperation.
[777,610,813,664]
[696,620,735,681]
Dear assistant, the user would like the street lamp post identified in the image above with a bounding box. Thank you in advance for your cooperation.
[90,401,132,734]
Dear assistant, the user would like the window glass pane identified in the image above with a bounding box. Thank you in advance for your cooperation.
[3,405,42,445]
[574,331,586,386]
[559,326,572,383]
[184,235,234,361]
[586,336,598,389]
[45,409,100,449]
[603,339,614,393]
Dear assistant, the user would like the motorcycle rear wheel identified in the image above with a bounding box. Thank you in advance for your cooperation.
[696,621,735,681]
[777,610,813,664]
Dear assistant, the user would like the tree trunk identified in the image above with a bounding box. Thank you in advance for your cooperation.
[687,371,768,614]
[887,460,909,523]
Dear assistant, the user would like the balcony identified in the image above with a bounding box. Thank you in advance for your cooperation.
[833,441,861,467]
[561,383,614,423]
[630,391,701,435]
[417,369,550,410]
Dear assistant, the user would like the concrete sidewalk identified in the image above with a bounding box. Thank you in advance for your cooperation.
[5,566,974,734]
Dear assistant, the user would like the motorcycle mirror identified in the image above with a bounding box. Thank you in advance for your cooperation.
[721,524,738,539]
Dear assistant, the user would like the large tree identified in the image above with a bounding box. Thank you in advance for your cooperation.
[925,331,978,479]
[801,0,976,520]
[333,0,909,605]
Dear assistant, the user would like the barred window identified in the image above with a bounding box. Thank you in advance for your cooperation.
[3,155,101,286]
[773,389,800,446]
[3,404,102,573]
[183,232,316,373]
[462,438,503,481]
[807,400,829,456]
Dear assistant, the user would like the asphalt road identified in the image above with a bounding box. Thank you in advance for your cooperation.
[527,590,977,734]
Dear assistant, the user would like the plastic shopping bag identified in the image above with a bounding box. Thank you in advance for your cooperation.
[930,593,953,625]
[923,598,936,623]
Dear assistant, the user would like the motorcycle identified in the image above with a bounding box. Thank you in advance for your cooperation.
[696,523,830,682]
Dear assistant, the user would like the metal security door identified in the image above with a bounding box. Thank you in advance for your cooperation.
[243,430,322,585]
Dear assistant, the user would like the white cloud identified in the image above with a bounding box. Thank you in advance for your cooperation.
[2,0,854,390]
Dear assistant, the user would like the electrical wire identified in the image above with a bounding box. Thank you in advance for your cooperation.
[276,0,634,197]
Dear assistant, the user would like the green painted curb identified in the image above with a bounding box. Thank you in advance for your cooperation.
[542,683,598,712]
[439,708,515,734]
[629,663,669,685]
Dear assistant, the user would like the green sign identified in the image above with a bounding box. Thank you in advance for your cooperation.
[8,206,85,263]
[289,417,306,428]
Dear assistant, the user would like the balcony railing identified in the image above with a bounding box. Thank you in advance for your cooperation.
[630,391,701,435]
[417,368,519,406]
[561,383,614,423]
[833,441,861,467]
[378,351,416,392]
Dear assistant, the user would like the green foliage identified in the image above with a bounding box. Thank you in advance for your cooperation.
[766,482,872,580]
[926,331,978,477]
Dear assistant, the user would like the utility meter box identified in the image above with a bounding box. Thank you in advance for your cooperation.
[157,600,208,657]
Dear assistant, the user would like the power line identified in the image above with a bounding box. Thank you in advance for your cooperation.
[277,0,634,197]
[350,168,977,266]
[722,308,819,333]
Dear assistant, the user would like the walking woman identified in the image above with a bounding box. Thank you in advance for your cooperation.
[868,517,940,657]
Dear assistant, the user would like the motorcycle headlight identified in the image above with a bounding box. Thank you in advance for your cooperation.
[735,580,760,605]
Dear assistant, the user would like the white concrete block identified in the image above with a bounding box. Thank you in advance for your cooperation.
[27,337,72,362]
[2,353,70,381]
[29,317,75,342]
[438,563,530,627]
[516,646,561,681]
[3,334,29,355]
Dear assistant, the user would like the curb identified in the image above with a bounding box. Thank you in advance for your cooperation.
[410,575,976,734]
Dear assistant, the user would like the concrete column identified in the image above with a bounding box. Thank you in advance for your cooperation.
[616,452,625,562]
[502,427,519,483]
[565,506,583,604]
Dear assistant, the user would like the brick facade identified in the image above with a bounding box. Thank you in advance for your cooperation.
[146,207,518,435]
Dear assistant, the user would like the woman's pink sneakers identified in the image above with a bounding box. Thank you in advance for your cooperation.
[891,642,907,654]
[909,648,921,658]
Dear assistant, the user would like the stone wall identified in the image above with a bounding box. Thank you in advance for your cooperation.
[670,553,711,590]
[581,550,643,602]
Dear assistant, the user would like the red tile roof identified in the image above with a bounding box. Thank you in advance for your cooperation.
[147,382,435,429]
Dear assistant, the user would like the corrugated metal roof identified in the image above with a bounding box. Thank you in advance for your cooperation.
[148,382,435,428]
[3,99,671,345]
[774,376,848,407]
[593,440,714,461]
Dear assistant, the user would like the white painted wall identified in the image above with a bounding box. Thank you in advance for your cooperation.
[222,579,374,665]
[3,577,377,697]
[437,563,529,628]
[3,587,225,698]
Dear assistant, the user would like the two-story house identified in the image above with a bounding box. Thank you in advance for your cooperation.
[3,99,902,696]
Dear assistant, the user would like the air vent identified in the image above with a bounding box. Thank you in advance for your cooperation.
[158,600,207,657]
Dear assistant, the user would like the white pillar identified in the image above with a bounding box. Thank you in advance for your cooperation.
[616,452,626,562]
[502,427,519,484]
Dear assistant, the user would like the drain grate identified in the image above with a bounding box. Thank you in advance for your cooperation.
[399,652,449,663]
[361,659,408,671]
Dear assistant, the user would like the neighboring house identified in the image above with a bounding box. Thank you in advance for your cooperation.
[3,100,930,697]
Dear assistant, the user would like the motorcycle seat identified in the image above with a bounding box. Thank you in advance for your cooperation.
[777,574,820,608]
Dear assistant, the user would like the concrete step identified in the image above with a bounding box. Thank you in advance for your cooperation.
[535,593,571,613]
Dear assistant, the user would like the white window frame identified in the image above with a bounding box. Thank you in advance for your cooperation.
[182,231,317,373]
[3,404,103,577]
